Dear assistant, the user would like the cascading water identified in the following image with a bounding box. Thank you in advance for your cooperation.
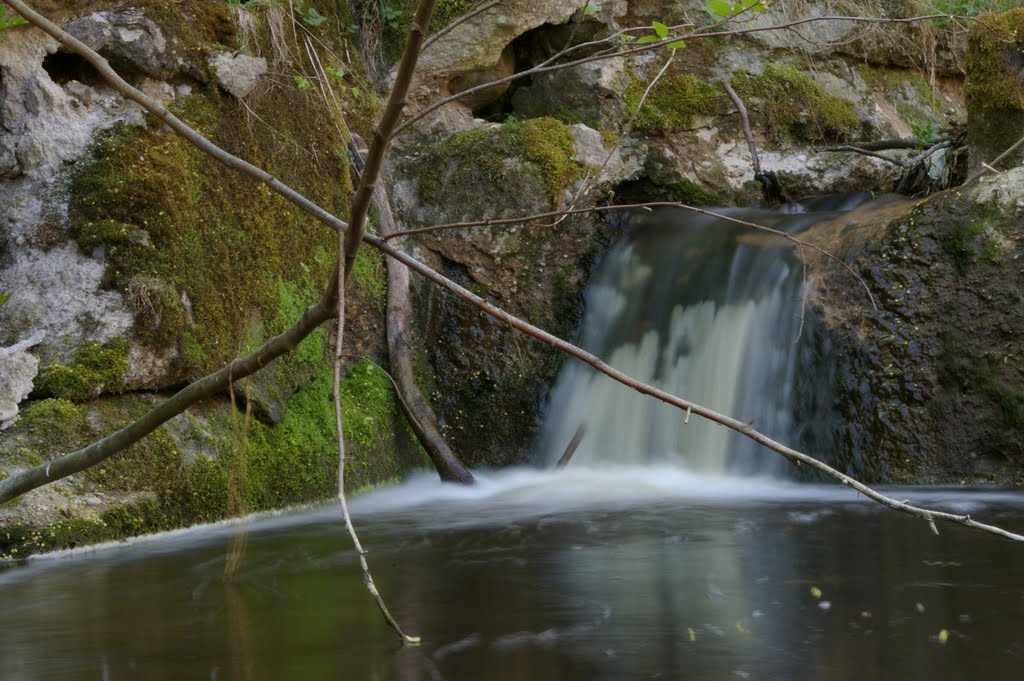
[536,195,872,476]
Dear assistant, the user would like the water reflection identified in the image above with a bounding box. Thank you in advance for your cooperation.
[1,469,1023,680]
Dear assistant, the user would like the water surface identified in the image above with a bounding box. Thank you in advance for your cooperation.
[2,468,1023,680]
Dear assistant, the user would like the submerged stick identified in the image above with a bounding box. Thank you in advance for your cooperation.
[556,424,587,469]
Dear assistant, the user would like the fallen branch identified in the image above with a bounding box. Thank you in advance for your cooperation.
[350,134,474,484]
[722,80,761,176]
[555,424,587,469]
[822,145,909,167]
[5,1,1023,551]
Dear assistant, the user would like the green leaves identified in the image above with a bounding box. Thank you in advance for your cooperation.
[300,7,326,26]
[294,76,312,92]
[704,0,769,21]
[0,5,28,39]
[581,1,602,16]
[635,20,686,49]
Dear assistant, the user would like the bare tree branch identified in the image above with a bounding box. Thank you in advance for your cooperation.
[343,0,438,280]
[332,236,419,646]
[0,277,338,504]
[384,200,878,311]
[421,0,501,51]
[361,232,1024,543]
[393,13,950,136]
[722,80,761,176]
[350,134,474,483]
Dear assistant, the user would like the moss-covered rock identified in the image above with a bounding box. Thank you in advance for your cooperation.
[805,190,1024,484]
[964,9,1024,168]
[731,65,861,145]
[624,72,726,134]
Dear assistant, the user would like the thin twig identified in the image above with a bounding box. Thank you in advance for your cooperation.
[333,239,419,646]
[421,0,500,51]
[386,200,878,311]
[555,424,587,469]
[821,144,908,167]
[722,80,760,176]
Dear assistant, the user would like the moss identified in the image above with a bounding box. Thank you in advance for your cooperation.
[19,399,87,450]
[651,175,730,206]
[731,65,860,144]
[69,87,349,377]
[418,117,582,206]
[965,9,1024,111]
[351,247,387,311]
[35,338,130,402]
[624,72,725,134]
[941,205,1008,274]
[514,117,581,202]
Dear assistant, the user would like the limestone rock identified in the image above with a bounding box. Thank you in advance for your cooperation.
[210,52,268,99]
[64,9,175,80]
[0,332,43,428]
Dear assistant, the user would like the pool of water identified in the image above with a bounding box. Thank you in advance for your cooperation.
[2,468,1023,680]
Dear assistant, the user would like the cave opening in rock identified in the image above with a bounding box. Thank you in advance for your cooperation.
[470,20,601,122]
[42,50,104,87]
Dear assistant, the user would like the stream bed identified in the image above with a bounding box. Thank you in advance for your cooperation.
[2,468,1023,680]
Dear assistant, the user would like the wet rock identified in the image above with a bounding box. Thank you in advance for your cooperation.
[64,9,175,81]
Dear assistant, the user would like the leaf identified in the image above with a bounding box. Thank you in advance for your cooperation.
[652,20,669,39]
[0,292,10,307]
[668,40,686,49]
[582,1,602,15]
[294,75,312,92]
[303,7,326,26]
[809,586,823,599]
[705,0,733,18]
[937,629,949,644]
[636,35,660,44]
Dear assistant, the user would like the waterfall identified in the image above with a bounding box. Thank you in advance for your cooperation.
[536,196,869,476]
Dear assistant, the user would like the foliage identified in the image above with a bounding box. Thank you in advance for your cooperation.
[704,0,768,21]
[0,5,27,37]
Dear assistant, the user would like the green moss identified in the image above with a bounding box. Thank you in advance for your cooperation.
[731,65,860,144]
[69,87,349,376]
[941,206,1008,273]
[965,9,1024,111]
[351,248,387,311]
[20,399,87,450]
[624,72,725,134]
[515,117,581,202]
[418,117,582,206]
[35,338,130,402]
[651,175,729,206]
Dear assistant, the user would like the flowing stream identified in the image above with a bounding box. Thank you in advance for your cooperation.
[2,198,1024,680]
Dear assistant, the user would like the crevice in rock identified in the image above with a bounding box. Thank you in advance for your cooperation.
[42,50,103,87]
[471,19,600,122]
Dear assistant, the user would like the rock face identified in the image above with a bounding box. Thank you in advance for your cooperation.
[803,179,1023,484]
[209,52,267,98]
[0,2,416,556]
